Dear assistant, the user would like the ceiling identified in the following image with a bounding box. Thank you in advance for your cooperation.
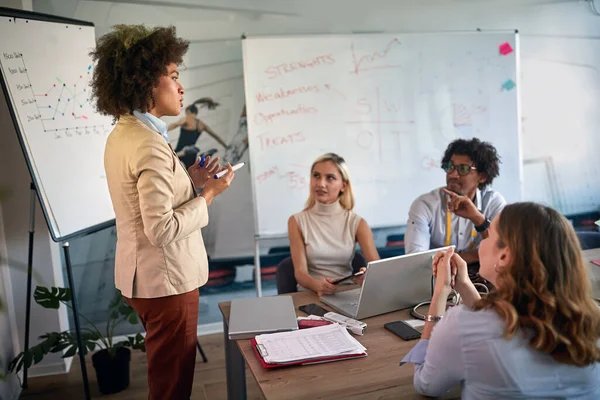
[91,0,580,19]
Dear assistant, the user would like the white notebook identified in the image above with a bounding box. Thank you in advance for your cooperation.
[255,323,367,364]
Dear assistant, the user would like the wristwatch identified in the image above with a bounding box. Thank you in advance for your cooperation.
[474,218,491,233]
[425,315,443,323]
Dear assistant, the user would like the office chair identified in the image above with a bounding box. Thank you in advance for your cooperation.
[276,252,367,294]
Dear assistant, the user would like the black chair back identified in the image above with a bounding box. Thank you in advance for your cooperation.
[576,231,600,250]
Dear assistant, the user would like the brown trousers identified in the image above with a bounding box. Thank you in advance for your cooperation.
[125,289,199,400]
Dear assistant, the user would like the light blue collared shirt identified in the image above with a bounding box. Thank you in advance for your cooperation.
[404,187,506,254]
[132,110,169,143]
[401,305,600,399]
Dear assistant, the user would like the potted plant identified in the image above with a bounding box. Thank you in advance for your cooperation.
[8,286,145,394]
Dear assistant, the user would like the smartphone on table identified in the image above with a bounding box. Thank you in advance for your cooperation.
[384,320,422,341]
[298,303,329,317]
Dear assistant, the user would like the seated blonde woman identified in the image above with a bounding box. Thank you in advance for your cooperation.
[402,202,600,399]
[288,153,380,296]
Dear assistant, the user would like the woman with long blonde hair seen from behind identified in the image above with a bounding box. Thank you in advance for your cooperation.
[402,202,600,399]
[288,153,380,296]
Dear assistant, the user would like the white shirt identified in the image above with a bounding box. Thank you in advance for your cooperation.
[401,305,600,399]
[404,187,506,254]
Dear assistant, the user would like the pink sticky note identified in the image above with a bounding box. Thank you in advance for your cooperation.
[499,42,513,55]
[592,260,600,267]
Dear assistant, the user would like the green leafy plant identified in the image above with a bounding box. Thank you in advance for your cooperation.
[0,257,48,382]
[8,286,145,374]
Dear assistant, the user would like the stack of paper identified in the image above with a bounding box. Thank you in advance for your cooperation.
[252,323,367,367]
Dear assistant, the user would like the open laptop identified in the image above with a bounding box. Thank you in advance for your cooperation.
[320,246,454,319]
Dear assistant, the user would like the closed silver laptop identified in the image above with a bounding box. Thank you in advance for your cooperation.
[228,295,298,340]
[320,246,453,319]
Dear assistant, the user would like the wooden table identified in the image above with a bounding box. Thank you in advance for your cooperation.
[219,248,600,400]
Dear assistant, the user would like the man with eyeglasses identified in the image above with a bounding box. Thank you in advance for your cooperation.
[405,138,506,267]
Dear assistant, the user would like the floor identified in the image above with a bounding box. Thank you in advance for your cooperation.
[20,332,264,400]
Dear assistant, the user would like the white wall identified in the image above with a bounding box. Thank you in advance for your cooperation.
[0,0,587,384]
[234,0,600,252]
[0,86,72,378]
[0,0,73,392]
[27,0,600,258]
[28,0,600,260]
[0,67,71,388]
[182,0,600,255]
[0,209,20,400]
[1,6,28,399]
[33,0,292,258]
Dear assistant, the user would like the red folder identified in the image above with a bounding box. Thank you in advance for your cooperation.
[250,338,367,369]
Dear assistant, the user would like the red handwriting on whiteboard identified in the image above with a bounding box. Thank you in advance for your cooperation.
[357,130,374,149]
[257,132,306,151]
[256,166,279,184]
[355,98,371,115]
[453,103,471,126]
[254,105,318,125]
[348,94,415,123]
[323,84,347,100]
[345,88,415,157]
[421,156,439,170]
[281,171,307,190]
[384,101,401,113]
[256,84,320,103]
[452,104,488,127]
[265,54,336,79]
[350,38,402,74]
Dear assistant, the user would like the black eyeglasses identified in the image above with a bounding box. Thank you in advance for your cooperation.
[443,163,476,176]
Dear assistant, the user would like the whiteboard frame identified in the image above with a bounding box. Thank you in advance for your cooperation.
[0,7,116,242]
[514,32,525,206]
[243,29,522,240]
[242,29,522,297]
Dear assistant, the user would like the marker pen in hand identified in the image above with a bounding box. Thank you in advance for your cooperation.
[198,156,205,167]
[214,162,245,179]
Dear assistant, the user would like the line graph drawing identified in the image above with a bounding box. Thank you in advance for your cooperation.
[350,38,403,74]
[34,67,92,122]
[7,52,111,138]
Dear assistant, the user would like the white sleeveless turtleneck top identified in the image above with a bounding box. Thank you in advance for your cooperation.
[293,200,362,283]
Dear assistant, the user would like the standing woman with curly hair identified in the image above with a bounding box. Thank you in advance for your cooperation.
[90,25,235,399]
[402,202,600,399]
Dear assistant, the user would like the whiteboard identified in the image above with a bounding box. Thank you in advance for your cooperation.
[0,13,115,241]
[243,33,522,237]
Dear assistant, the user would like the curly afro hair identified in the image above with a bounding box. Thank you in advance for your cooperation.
[441,138,501,189]
[89,25,189,119]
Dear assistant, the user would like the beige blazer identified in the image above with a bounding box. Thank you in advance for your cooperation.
[104,115,209,298]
